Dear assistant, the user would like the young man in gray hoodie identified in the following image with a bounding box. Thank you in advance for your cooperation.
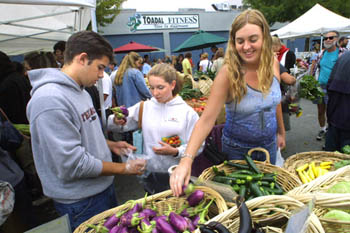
[26,31,146,230]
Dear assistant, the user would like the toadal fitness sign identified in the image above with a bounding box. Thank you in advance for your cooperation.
[127,13,199,32]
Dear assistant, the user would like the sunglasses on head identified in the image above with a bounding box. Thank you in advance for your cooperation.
[324,36,336,40]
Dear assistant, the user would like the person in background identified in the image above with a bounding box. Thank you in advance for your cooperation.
[170,9,285,196]
[142,58,152,77]
[211,48,225,74]
[210,45,218,61]
[108,63,203,194]
[272,37,296,132]
[313,30,346,141]
[175,54,184,73]
[0,51,32,124]
[115,52,151,108]
[182,52,192,75]
[196,53,203,71]
[310,41,321,75]
[96,71,113,115]
[108,61,118,76]
[53,40,66,68]
[338,36,348,49]
[325,51,350,151]
[272,36,296,74]
[199,52,212,73]
[279,63,296,131]
[26,31,146,230]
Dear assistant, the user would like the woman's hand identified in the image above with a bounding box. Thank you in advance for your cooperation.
[170,158,192,197]
[152,141,178,156]
[277,132,286,150]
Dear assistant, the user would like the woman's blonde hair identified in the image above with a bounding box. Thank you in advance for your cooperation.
[147,63,183,96]
[201,52,209,59]
[224,9,274,103]
[115,51,141,85]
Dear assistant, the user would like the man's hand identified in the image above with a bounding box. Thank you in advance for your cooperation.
[113,115,126,125]
[107,140,136,156]
[152,141,178,156]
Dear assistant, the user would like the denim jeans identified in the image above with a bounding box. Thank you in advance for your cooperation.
[222,138,277,165]
[54,184,118,231]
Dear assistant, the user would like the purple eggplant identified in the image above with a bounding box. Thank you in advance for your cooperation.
[104,210,126,229]
[152,215,167,222]
[109,225,122,233]
[137,219,156,233]
[120,212,144,227]
[139,208,157,220]
[169,212,188,232]
[185,217,196,231]
[191,215,200,227]
[187,190,205,207]
[118,226,129,233]
[155,218,177,233]
[119,106,129,117]
[236,195,252,233]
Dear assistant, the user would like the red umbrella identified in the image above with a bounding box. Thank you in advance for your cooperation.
[113,41,159,53]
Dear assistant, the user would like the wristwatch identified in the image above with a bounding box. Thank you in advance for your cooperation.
[180,153,195,160]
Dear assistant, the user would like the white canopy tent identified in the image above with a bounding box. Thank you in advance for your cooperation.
[273,4,350,39]
[0,0,96,56]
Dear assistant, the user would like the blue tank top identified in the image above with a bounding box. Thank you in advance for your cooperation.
[223,77,281,147]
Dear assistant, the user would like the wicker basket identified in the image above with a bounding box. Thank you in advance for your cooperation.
[199,147,302,204]
[283,151,350,178]
[287,166,350,233]
[288,165,350,196]
[316,208,350,233]
[194,195,325,233]
[292,193,350,233]
[74,186,228,233]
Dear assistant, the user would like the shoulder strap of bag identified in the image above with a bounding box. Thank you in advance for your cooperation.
[138,101,144,130]
[0,108,9,122]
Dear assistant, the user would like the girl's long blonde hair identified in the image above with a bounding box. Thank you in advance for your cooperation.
[115,51,141,85]
[224,9,274,103]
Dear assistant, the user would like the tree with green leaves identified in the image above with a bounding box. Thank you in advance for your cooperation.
[242,0,350,25]
[89,0,125,29]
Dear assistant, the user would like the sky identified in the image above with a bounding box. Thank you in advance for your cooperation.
[121,0,243,12]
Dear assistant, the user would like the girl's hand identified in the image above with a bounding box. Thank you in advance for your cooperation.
[152,141,178,156]
[113,115,126,125]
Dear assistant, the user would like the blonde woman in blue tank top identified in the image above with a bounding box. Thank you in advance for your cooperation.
[170,9,286,196]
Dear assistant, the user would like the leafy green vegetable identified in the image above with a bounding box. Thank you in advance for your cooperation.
[323,210,350,221]
[327,181,350,194]
[334,160,350,170]
[179,87,202,100]
[13,124,30,136]
[299,75,324,103]
[342,145,350,154]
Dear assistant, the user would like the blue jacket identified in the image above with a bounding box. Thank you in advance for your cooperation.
[115,68,152,107]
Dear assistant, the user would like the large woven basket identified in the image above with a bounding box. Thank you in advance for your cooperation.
[74,186,227,233]
[283,151,350,178]
[194,195,325,233]
[290,193,350,233]
[199,147,302,205]
[287,166,350,233]
[288,165,350,196]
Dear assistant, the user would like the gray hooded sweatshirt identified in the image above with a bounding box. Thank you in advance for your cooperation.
[27,68,113,203]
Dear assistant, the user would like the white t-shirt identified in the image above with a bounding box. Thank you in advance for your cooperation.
[98,72,112,110]
[199,59,212,73]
